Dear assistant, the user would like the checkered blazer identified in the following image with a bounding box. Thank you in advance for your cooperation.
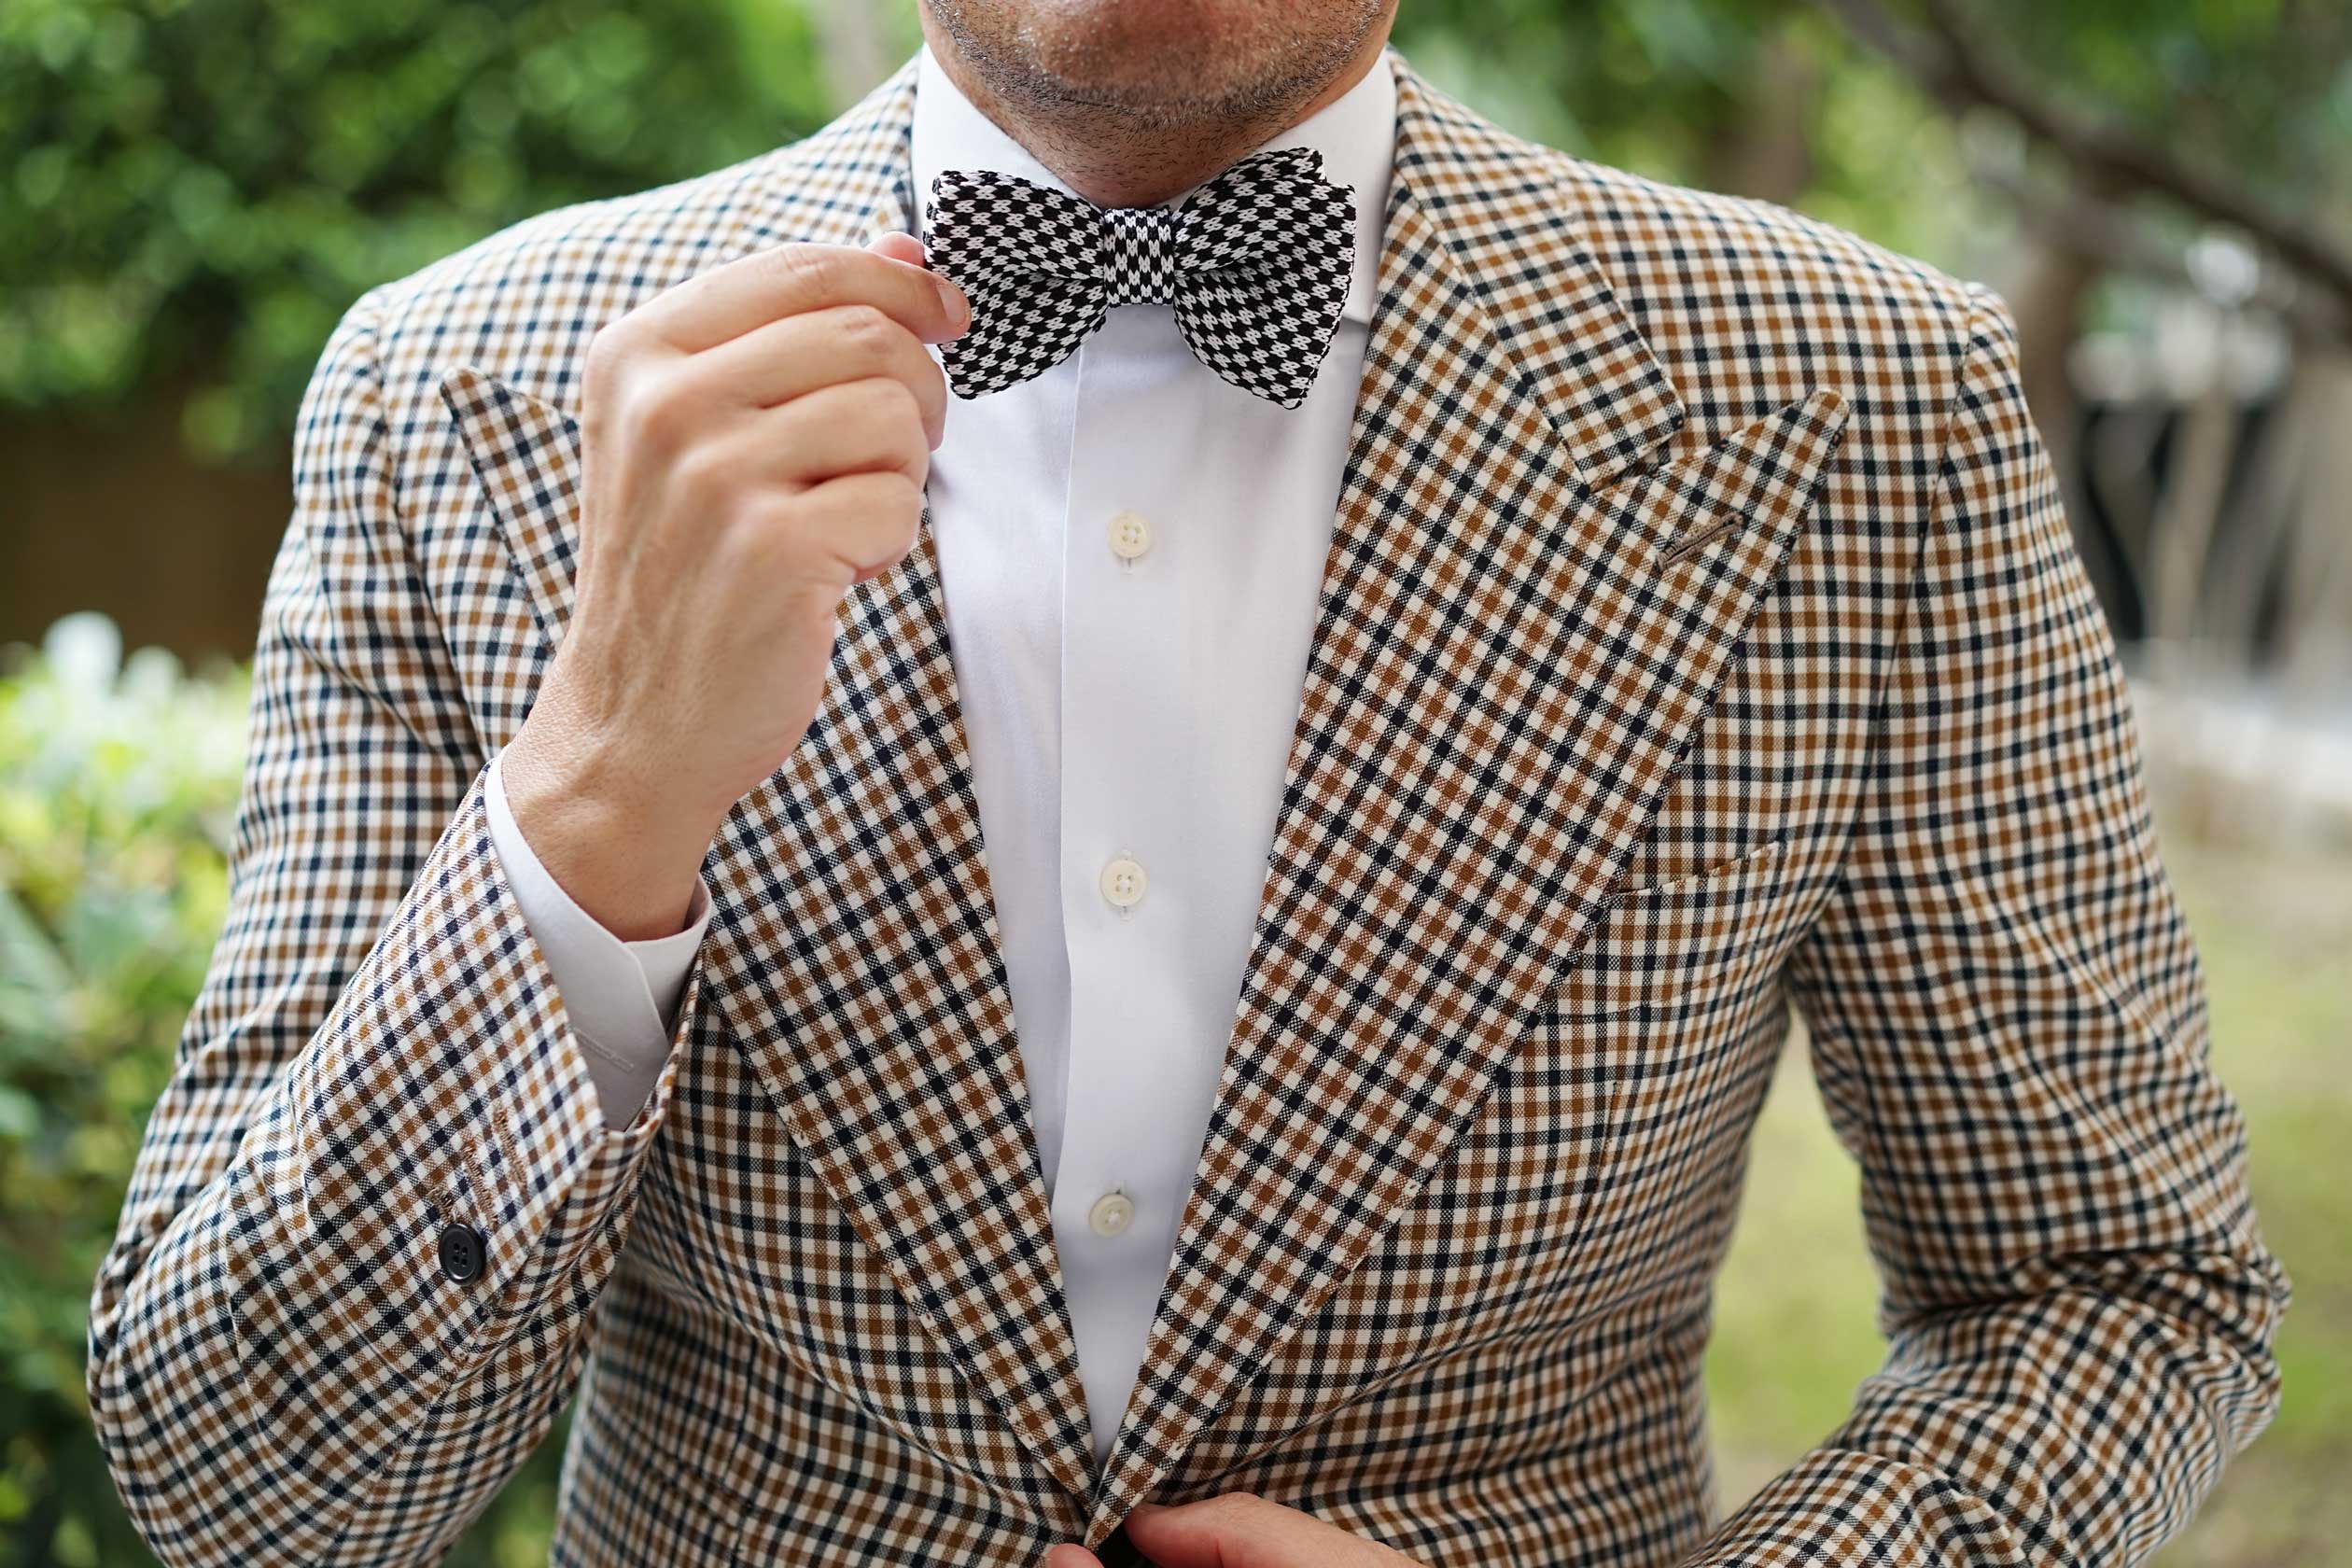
[90,50,2288,1568]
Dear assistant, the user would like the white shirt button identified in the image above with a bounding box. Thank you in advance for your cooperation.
[1099,855,1147,909]
[1106,510,1153,561]
[1087,1190,1135,1238]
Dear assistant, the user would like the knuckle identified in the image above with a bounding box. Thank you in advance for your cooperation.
[868,509,923,570]
[875,471,924,519]
[727,494,791,550]
[627,369,697,449]
[668,435,731,499]
[772,243,840,294]
[862,375,921,425]
[871,415,928,474]
[730,495,806,565]
[581,324,643,406]
[833,302,895,353]
[583,319,632,375]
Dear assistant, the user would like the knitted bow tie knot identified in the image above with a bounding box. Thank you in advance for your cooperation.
[1100,207,1182,306]
[923,145,1357,409]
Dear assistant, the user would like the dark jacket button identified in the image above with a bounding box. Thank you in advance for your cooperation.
[437,1222,487,1283]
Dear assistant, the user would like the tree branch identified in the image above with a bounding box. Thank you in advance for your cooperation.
[1978,162,2347,344]
[1818,0,2352,329]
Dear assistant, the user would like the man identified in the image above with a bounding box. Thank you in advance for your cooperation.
[90,0,2289,1562]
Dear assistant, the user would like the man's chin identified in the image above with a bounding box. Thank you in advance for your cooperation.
[926,0,1373,119]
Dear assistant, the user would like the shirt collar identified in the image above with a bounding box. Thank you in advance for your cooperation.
[911,45,1396,328]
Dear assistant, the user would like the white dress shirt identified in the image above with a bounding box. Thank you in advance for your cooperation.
[486,46,1396,1468]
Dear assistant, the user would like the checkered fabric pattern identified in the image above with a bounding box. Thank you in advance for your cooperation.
[925,146,1354,406]
[87,49,2288,1568]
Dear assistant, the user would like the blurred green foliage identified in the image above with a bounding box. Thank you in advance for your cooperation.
[1991,0,2352,185]
[1,0,838,461]
[0,616,567,1566]
[9,0,2349,469]
[0,616,237,1566]
[1398,0,2352,194]
[1393,0,2352,301]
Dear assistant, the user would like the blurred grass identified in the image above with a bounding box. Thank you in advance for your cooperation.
[1704,817,2352,1566]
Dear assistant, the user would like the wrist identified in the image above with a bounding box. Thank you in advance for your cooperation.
[501,713,716,941]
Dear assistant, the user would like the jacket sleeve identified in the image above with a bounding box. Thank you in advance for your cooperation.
[85,289,702,1566]
[1684,286,2290,1567]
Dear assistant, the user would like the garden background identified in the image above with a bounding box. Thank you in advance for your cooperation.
[4,1,2348,1563]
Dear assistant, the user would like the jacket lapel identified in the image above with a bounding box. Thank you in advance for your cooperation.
[442,61,1102,1506]
[1082,61,1848,1538]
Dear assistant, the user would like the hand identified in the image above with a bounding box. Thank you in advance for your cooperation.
[501,231,968,938]
[1043,1493,1425,1568]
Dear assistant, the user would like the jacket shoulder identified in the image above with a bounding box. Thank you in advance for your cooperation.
[350,63,918,406]
[346,144,802,408]
[1542,149,1991,445]
[1564,153,1979,323]
[1393,61,1995,456]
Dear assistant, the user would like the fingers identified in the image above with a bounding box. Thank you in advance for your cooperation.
[785,470,926,584]
[647,381,929,545]
[866,230,927,269]
[763,377,932,487]
[631,241,970,354]
[1121,1493,1385,1568]
[706,304,949,448]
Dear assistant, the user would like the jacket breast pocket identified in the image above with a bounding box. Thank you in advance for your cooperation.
[1558,834,1791,1020]
[1514,836,1799,1290]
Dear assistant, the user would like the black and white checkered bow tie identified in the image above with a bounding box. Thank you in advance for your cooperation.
[923,146,1356,410]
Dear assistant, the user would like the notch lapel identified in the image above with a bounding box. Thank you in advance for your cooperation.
[442,61,1100,1505]
[1083,61,1848,1538]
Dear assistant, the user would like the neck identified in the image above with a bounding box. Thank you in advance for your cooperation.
[917,15,1394,209]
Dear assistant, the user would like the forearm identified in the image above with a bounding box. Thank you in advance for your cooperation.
[1743,281,2290,1566]
[90,777,693,1565]
[1680,1239,2286,1567]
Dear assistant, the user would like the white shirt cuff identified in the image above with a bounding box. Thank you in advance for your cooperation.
[484,748,711,1128]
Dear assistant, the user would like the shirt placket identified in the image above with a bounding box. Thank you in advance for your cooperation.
[1050,306,1219,1466]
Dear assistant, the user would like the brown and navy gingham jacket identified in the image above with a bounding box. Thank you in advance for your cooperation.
[90,50,2289,1568]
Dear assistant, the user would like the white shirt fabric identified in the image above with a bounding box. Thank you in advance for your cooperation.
[484,46,1396,1468]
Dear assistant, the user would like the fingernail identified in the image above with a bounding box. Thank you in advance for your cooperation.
[935,273,970,334]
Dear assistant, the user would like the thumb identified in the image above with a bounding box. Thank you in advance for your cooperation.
[864,229,966,343]
[866,229,928,269]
